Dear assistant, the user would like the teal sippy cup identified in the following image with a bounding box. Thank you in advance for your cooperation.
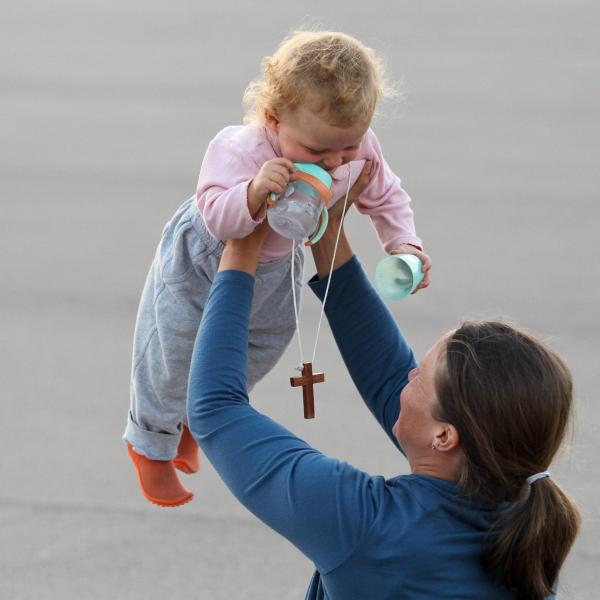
[374,254,424,300]
[267,162,333,246]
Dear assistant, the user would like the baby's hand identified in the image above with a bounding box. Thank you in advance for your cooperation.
[389,244,432,293]
[247,158,296,216]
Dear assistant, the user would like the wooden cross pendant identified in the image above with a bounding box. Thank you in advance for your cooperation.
[290,362,325,419]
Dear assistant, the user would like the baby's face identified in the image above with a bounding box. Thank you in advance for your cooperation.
[269,105,368,173]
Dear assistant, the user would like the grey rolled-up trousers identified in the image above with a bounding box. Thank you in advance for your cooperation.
[123,197,304,460]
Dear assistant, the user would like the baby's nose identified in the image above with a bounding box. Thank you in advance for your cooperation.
[322,155,343,170]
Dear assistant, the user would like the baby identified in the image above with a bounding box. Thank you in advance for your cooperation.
[123,30,431,507]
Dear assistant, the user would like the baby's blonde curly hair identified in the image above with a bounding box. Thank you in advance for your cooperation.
[243,31,394,128]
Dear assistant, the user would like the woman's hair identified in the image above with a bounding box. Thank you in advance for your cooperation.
[243,30,395,127]
[434,321,580,600]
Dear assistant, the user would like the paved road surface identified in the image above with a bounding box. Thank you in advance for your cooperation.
[1,1,598,598]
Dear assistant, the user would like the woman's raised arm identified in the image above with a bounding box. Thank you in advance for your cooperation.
[187,222,382,574]
[308,162,417,448]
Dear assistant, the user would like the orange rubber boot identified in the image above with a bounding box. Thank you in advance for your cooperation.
[127,444,193,507]
[173,425,200,474]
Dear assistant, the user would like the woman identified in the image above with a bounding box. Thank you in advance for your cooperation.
[187,164,580,599]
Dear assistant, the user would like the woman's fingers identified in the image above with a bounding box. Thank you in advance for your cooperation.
[347,160,373,206]
[330,160,373,220]
[349,160,373,199]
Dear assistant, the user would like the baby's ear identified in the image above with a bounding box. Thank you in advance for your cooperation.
[265,108,280,128]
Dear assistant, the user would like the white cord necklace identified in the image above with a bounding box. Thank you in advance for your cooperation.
[289,164,353,418]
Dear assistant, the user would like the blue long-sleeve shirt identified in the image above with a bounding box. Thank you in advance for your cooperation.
[187,257,515,599]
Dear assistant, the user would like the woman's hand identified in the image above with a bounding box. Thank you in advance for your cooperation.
[310,161,373,279]
[327,160,373,225]
[218,221,270,276]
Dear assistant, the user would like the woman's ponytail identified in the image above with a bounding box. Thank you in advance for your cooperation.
[489,478,580,599]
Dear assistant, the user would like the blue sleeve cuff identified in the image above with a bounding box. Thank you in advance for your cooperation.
[214,268,256,289]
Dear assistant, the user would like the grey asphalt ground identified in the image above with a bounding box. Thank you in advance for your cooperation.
[1,1,598,598]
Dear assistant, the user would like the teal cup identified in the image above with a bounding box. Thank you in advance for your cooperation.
[374,254,424,300]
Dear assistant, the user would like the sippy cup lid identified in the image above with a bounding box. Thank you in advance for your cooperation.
[293,163,332,205]
[294,163,333,189]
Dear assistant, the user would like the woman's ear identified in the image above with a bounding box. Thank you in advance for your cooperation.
[433,424,460,453]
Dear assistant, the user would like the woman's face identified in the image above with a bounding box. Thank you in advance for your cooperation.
[392,337,447,458]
